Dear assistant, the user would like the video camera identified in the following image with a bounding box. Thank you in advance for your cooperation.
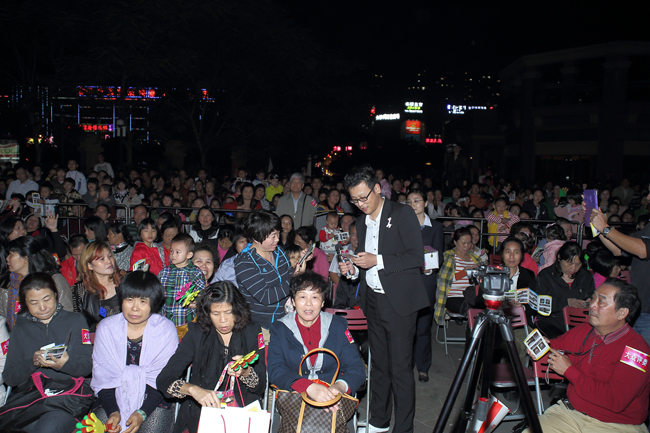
[466,265,512,310]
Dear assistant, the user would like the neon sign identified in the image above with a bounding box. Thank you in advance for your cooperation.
[375,113,400,120]
[447,105,488,114]
[404,102,423,113]
[81,124,114,132]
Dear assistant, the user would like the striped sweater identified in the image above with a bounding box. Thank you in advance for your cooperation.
[234,245,294,329]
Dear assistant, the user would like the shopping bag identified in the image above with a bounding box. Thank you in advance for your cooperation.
[197,406,271,433]
[470,394,511,433]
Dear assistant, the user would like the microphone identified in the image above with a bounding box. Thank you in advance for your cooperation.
[335,243,352,278]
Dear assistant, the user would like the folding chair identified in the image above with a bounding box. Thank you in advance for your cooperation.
[467,306,536,421]
[532,352,564,415]
[324,308,370,432]
[562,306,589,332]
[435,310,467,355]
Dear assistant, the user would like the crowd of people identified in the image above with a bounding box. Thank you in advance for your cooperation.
[1,154,650,433]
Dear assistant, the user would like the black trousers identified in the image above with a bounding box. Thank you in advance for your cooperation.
[366,288,418,433]
[414,280,436,374]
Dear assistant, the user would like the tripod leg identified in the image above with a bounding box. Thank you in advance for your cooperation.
[452,319,496,433]
[499,322,543,433]
[473,319,497,427]
[433,314,488,433]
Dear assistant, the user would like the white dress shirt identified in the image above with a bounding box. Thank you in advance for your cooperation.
[363,199,386,293]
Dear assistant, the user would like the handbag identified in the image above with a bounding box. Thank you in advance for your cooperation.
[275,348,359,433]
[0,371,94,429]
[214,361,244,408]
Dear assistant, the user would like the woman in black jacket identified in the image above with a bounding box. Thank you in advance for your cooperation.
[2,273,93,433]
[157,282,266,433]
[536,242,595,338]
[501,236,538,362]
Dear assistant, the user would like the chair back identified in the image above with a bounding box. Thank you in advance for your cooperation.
[563,306,589,332]
[468,305,527,330]
[324,308,368,331]
[532,353,564,381]
[489,254,502,267]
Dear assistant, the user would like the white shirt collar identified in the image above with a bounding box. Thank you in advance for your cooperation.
[422,213,432,227]
[365,198,385,226]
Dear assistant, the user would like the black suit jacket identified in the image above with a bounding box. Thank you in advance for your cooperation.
[356,200,428,316]
[421,220,445,295]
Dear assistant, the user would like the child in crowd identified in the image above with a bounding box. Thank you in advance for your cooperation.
[486,198,520,249]
[217,227,234,262]
[588,249,620,288]
[60,234,89,286]
[538,223,567,271]
[554,190,584,224]
[284,243,302,268]
[158,233,206,337]
[59,178,83,217]
[82,177,100,209]
[130,218,166,275]
[318,211,342,254]
[36,184,59,214]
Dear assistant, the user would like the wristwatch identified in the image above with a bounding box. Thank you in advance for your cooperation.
[602,226,612,237]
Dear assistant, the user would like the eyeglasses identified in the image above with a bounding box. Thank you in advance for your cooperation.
[350,189,373,204]
[405,199,423,205]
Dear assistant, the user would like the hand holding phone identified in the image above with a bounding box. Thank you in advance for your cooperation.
[298,243,316,267]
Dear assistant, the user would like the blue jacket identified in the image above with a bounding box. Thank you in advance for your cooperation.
[268,311,366,395]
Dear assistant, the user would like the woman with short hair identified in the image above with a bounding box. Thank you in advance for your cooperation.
[434,227,480,326]
[157,282,267,433]
[536,242,595,338]
[107,222,135,271]
[91,271,178,433]
[268,271,365,421]
[234,211,307,339]
[2,273,93,433]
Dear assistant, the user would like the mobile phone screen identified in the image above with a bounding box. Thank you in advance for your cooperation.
[584,189,598,225]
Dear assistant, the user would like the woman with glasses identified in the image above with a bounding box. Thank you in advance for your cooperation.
[406,190,443,383]
[536,242,595,338]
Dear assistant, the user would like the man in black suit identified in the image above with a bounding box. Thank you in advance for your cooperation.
[340,166,428,433]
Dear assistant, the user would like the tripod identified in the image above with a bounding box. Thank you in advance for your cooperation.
[433,307,542,433]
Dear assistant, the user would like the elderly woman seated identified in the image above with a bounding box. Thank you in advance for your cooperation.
[90,271,179,433]
[268,270,366,422]
[157,281,266,433]
[2,273,93,433]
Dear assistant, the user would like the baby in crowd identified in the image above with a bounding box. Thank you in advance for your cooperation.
[318,211,342,254]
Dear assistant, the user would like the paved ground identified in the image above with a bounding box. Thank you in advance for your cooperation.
[354,320,553,433]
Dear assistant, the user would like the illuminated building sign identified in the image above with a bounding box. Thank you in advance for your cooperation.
[77,86,215,101]
[425,138,442,144]
[81,124,114,132]
[405,120,421,135]
[375,113,400,121]
[404,102,423,113]
[447,105,489,114]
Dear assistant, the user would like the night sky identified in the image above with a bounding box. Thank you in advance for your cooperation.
[276,1,649,79]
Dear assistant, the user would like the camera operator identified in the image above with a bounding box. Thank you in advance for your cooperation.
[525,280,650,433]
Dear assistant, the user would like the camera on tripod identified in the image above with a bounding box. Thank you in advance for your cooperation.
[466,265,512,310]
